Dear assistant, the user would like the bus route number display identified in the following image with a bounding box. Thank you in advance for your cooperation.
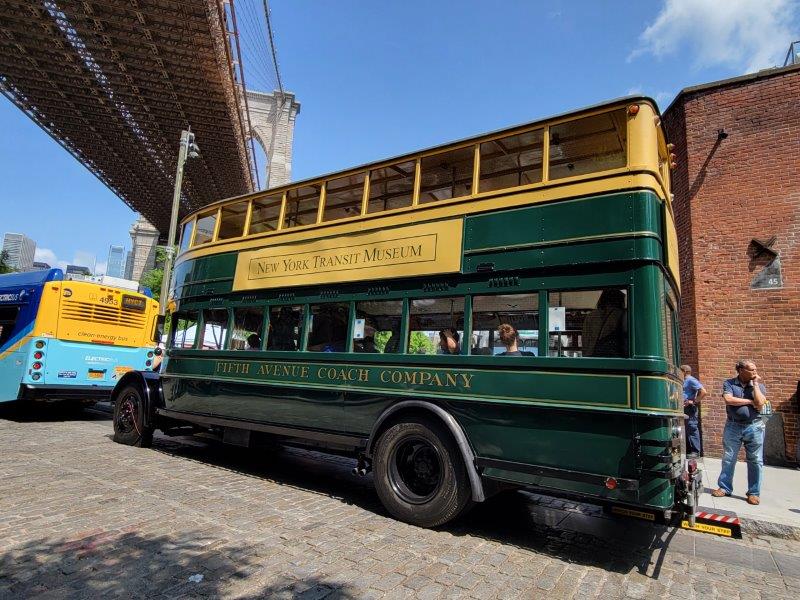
[121,295,146,312]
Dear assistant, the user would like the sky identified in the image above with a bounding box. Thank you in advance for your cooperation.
[0,0,798,275]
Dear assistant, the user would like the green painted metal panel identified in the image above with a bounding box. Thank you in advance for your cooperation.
[463,191,662,252]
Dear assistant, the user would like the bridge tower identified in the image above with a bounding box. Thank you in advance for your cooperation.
[245,90,301,189]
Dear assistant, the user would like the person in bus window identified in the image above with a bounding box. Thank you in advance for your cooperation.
[247,333,261,350]
[497,323,522,356]
[271,306,298,351]
[438,328,460,355]
[582,289,627,357]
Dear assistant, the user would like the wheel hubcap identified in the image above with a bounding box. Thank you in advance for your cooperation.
[389,436,443,504]
[116,395,137,435]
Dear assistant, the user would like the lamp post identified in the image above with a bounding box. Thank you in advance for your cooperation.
[159,129,199,316]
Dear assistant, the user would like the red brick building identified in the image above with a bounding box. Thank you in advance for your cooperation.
[663,63,800,464]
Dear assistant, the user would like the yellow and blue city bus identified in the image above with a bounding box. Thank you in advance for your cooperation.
[0,268,159,404]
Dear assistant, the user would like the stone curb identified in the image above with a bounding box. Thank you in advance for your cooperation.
[740,516,800,541]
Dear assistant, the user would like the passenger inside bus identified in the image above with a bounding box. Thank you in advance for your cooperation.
[581,289,628,357]
[268,306,301,351]
[438,328,461,355]
[247,333,261,350]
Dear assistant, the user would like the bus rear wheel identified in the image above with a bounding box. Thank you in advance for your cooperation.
[373,417,471,528]
[112,385,153,448]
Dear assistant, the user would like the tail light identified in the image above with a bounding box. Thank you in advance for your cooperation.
[33,351,43,359]
[604,477,618,490]
[687,459,698,474]
[32,362,43,371]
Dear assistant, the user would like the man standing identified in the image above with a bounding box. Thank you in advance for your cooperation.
[680,365,707,457]
[712,360,768,505]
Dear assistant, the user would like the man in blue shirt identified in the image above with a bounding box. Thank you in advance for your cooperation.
[680,365,707,457]
[712,360,768,505]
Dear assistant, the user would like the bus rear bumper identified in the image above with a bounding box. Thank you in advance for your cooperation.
[22,384,113,402]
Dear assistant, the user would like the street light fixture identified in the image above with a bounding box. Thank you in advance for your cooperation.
[158,129,199,317]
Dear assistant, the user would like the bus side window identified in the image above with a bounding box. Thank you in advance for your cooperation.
[419,147,474,204]
[548,289,628,358]
[353,300,403,353]
[200,309,228,350]
[267,305,303,351]
[308,303,349,352]
[0,305,20,347]
[548,109,628,180]
[171,311,198,349]
[232,307,265,350]
[408,297,465,355]
[479,129,544,193]
[471,293,539,356]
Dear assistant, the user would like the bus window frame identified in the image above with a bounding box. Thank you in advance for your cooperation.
[545,287,631,359]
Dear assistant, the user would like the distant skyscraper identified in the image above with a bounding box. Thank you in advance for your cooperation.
[106,245,125,278]
[2,232,36,271]
[32,261,51,271]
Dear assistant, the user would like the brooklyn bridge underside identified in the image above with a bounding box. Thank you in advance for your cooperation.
[0,0,254,235]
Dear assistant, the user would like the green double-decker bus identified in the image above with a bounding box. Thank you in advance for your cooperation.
[112,96,701,528]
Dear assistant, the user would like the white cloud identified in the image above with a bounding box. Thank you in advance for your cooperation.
[34,247,58,267]
[626,86,644,95]
[33,248,102,274]
[631,0,799,73]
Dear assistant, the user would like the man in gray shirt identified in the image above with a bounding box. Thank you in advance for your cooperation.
[712,360,767,505]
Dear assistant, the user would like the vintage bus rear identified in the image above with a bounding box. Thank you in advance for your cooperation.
[0,268,159,404]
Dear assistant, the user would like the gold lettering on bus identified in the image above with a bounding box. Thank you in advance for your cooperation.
[377,369,473,390]
[234,221,463,291]
[215,361,250,375]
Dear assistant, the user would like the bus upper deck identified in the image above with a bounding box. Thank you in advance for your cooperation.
[173,96,678,291]
[0,268,160,403]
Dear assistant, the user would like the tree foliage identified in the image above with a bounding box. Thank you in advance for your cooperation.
[0,250,15,274]
[408,331,436,355]
[139,246,168,300]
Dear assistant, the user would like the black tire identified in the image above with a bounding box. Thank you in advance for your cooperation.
[373,416,472,528]
[112,385,153,447]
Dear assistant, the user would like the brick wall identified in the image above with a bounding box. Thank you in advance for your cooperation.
[663,65,800,462]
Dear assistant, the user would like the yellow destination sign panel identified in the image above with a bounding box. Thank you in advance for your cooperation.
[233,219,463,291]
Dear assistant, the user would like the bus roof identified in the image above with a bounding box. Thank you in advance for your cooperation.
[188,94,660,214]
[0,268,63,290]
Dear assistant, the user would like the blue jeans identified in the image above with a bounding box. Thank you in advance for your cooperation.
[717,419,764,496]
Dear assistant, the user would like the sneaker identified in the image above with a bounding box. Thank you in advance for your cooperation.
[747,495,760,505]
[711,488,730,497]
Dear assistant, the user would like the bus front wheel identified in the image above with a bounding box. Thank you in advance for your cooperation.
[373,416,472,528]
[112,385,153,448]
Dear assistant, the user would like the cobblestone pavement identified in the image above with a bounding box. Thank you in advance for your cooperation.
[1,407,800,599]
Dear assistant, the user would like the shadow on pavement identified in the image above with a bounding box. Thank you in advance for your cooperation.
[149,434,679,578]
[0,401,110,423]
[0,529,360,598]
